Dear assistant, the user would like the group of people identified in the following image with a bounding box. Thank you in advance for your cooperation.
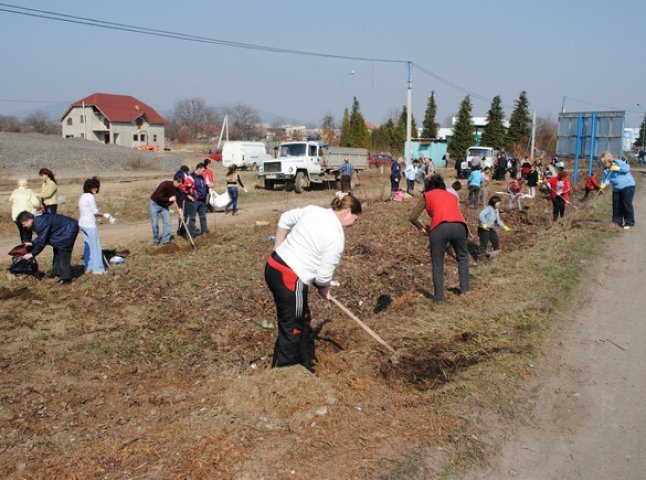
[149,160,248,245]
[5,149,638,376]
[389,156,436,196]
[10,169,115,284]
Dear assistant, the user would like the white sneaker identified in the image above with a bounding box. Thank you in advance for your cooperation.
[623,226,632,230]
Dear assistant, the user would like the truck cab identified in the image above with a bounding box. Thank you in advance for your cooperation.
[460,146,496,177]
[261,141,322,193]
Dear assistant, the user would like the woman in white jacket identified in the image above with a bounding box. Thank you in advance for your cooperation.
[78,177,113,274]
[264,194,362,371]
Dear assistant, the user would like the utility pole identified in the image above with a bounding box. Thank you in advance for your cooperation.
[405,61,412,166]
[529,110,536,165]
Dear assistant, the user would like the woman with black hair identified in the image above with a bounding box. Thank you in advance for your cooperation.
[78,177,111,274]
[224,164,247,215]
[36,168,58,214]
[410,174,470,302]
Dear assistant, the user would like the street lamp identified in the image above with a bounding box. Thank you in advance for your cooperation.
[637,104,645,158]
[340,70,356,115]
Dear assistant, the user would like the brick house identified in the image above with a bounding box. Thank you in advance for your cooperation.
[60,93,166,149]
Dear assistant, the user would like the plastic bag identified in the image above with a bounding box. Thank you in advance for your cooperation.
[210,191,231,209]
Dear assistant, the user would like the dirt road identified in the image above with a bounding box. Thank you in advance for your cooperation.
[468,186,646,479]
[0,182,390,257]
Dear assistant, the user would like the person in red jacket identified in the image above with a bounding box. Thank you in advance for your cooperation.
[545,170,571,221]
[409,175,469,302]
[583,174,600,201]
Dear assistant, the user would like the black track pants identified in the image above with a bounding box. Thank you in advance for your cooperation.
[265,253,314,371]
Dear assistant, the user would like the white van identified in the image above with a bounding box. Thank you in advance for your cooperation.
[221,141,271,170]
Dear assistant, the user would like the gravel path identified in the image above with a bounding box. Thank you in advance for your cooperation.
[0,132,183,174]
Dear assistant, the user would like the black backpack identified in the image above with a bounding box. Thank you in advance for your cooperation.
[9,257,39,276]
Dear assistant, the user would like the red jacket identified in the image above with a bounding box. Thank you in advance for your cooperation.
[546,177,570,201]
[585,175,599,190]
[424,189,467,231]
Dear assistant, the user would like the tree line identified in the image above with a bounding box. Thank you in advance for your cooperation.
[0,111,61,135]
[1,92,556,158]
[336,91,545,160]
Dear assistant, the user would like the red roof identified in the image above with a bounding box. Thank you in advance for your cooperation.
[64,93,166,125]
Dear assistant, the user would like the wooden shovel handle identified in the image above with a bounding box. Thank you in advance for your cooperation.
[329,295,396,353]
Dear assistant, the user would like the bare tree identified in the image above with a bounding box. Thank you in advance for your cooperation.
[171,98,221,143]
[535,115,557,158]
[321,113,336,145]
[227,103,264,140]
[24,110,59,134]
[0,115,23,133]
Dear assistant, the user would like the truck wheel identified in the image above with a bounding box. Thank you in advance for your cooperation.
[264,179,275,190]
[294,171,305,194]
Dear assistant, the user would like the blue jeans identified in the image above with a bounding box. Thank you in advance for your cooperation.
[226,186,239,213]
[187,200,208,235]
[81,226,105,273]
[149,199,171,243]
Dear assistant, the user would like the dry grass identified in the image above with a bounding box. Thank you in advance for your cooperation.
[0,171,618,479]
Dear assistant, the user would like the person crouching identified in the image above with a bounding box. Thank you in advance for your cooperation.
[17,211,79,284]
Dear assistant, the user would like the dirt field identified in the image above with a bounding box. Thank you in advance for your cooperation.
[0,159,620,478]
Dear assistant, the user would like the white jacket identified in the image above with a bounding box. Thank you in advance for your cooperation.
[276,205,344,286]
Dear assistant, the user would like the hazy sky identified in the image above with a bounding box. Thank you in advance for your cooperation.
[1,0,644,127]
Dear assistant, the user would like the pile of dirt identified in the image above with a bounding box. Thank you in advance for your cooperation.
[221,365,336,419]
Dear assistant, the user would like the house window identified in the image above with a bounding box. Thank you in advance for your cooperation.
[153,134,157,142]
[67,118,73,126]
[133,134,138,141]
[140,134,146,142]
[135,118,143,129]
[80,133,85,138]
[80,116,84,124]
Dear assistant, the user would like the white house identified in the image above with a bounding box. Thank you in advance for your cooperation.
[60,93,166,149]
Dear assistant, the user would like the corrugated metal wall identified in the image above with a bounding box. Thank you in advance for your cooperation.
[556,111,625,158]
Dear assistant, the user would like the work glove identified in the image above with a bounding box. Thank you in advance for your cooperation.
[610,165,620,171]
[503,225,511,232]
[599,183,606,191]
[480,224,488,231]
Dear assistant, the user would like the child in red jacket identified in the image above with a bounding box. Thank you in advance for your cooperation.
[546,170,571,221]
[583,174,600,201]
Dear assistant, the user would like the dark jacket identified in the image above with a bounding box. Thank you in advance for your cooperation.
[150,181,184,209]
[191,172,208,201]
[31,213,79,256]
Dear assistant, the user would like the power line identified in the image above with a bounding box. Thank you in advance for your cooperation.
[0,3,406,64]
[564,96,640,114]
[0,2,505,106]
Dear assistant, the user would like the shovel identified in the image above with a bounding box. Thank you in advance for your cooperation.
[175,204,196,249]
[329,294,402,364]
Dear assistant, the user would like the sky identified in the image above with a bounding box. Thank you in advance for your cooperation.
[1,0,645,127]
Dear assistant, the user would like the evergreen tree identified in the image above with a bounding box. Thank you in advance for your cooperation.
[339,108,350,147]
[507,91,531,147]
[421,91,439,138]
[481,95,507,149]
[371,119,396,153]
[394,106,417,155]
[347,97,370,148]
[634,116,646,150]
[448,96,474,160]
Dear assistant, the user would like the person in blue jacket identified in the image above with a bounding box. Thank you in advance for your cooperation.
[17,211,79,284]
[600,152,636,230]
[467,165,485,209]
